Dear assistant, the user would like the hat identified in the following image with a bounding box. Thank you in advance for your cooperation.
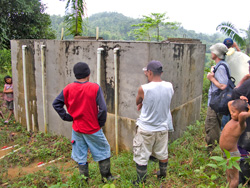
[210,43,228,59]
[223,38,234,48]
[73,62,90,79]
[146,60,163,73]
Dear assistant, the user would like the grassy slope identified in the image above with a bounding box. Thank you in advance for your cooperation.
[0,96,232,188]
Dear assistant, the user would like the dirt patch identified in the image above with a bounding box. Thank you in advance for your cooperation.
[0,148,14,158]
[6,158,75,180]
[7,161,43,179]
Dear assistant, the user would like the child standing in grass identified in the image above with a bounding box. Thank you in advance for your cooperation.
[53,62,119,183]
[220,97,250,188]
[3,75,13,123]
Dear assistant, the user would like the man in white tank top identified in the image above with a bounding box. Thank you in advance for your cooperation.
[133,60,174,185]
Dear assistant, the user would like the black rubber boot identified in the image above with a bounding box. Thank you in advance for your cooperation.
[78,163,89,182]
[157,161,168,179]
[133,163,147,185]
[99,158,119,182]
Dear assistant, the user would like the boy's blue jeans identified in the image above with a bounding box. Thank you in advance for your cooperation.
[71,129,111,164]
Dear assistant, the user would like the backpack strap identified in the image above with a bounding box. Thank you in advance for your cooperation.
[213,63,231,79]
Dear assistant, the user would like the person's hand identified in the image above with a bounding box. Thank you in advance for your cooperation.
[137,103,142,111]
[240,96,248,103]
[210,66,215,72]
[207,72,214,81]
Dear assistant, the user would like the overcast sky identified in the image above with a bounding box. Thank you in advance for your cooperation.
[41,0,250,35]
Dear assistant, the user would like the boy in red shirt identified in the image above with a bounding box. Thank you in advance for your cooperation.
[53,62,118,183]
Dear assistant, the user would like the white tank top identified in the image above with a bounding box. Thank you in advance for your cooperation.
[136,81,174,132]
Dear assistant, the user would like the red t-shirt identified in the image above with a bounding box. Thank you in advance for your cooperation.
[63,82,101,134]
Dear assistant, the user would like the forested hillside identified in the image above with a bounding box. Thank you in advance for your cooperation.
[50,12,226,54]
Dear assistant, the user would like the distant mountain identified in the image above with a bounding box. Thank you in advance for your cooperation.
[50,11,226,54]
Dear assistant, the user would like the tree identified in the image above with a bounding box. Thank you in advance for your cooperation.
[60,0,87,36]
[216,22,250,54]
[50,15,73,40]
[130,13,180,42]
[0,0,56,49]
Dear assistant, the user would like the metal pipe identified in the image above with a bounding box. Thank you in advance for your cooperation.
[113,47,119,156]
[97,48,104,85]
[22,45,30,131]
[41,45,48,133]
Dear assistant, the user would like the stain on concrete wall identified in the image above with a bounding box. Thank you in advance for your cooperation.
[11,39,206,151]
[12,40,39,131]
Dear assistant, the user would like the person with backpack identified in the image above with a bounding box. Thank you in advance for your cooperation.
[206,43,229,153]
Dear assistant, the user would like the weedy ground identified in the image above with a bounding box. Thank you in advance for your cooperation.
[0,94,246,188]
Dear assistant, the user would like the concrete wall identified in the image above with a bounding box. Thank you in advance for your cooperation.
[11,39,206,151]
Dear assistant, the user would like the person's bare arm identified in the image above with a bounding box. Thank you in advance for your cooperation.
[3,86,13,93]
[236,74,250,88]
[232,42,241,52]
[238,96,250,128]
[239,110,250,128]
[228,100,233,113]
[136,86,144,111]
[207,72,227,90]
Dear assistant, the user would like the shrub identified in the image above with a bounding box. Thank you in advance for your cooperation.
[0,48,11,75]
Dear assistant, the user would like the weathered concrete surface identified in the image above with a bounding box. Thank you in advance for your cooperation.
[11,39,205,151]
[105,113,136,151]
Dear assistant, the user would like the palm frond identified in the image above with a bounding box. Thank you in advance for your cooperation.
[216,22,245,46]
[64,0,86,36]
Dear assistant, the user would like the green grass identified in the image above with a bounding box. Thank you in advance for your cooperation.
[0,90,248,187]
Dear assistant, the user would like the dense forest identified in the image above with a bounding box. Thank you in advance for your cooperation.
[50,12,225,49]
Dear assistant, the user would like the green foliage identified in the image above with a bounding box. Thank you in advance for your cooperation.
[130,12,180,41]
[1,80,246,187]
[103,183,115,188]
[210,149,241,172]
[0,0,56,49]
[50,15,67,40]
[50,12,225,55]
[0,49,11,75]
[86,12,142,40]
[216,22,245,46]
[11,165,65,187]
[61,169,88,187]
[64,0,87,36]
[194,149,242,188]
[217,21,250,54]
[194,165,227,188]
[0,130,71,167]
[202,59,215,104]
